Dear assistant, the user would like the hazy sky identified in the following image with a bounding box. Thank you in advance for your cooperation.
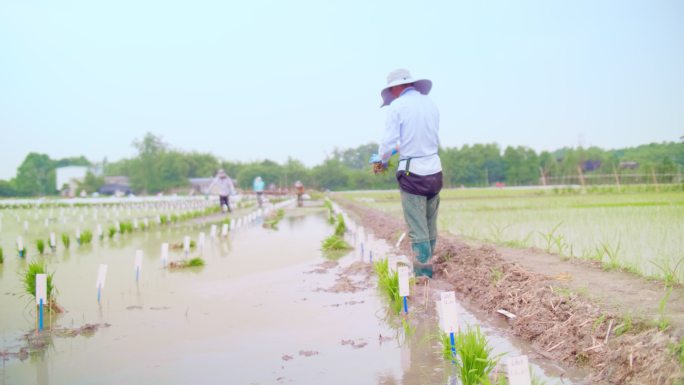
[1,0,682,179]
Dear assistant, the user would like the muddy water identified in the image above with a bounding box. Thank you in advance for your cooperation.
[1,205,578,385]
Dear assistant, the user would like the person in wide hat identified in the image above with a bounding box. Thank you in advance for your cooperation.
[372,68,443,278]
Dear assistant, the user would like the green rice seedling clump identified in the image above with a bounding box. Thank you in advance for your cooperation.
[334,214,346,237]
[61,233,70,249]
[108,227,117,239]
[321,235,351,251]
[80,230,93,245]
[36,239,46,255]
[452,325,500,385]
[187,257,205,267]
[0,247,4,264]
[22,261,55,304]
[170,257,205,268]
[373,259,402,314]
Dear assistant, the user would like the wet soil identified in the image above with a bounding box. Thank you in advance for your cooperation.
[336,196,684,385]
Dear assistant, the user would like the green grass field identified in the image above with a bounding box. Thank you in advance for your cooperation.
[341,187,684,284]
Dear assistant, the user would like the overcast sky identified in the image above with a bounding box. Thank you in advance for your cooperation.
[1,0,682,179]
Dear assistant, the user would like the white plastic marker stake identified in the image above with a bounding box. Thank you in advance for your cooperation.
[183,236,190,256]
[76,228,81,244]
[36,274,47,332]
[44,218,49,227]
[210,225,217,239]
[198,232,205,252]
[133,218,139,230]
[97,224,103,239]
[23,221,29,232]
[135,250,143,282]
[96,264,108,303]
[49,232,56,249]
[17,236,25,258]
[221,224,229,237]
[395,232,406,249]
[439,291,459,361]
[506,356,532,385]
[161,243,169,267]
[229,220,235,231]
[398,266,410,314]
[144,218,149,228]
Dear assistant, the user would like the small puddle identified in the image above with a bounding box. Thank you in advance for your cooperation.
[1,203,583,384]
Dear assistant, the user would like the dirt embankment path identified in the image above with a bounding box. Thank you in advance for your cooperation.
[336,196,684,385]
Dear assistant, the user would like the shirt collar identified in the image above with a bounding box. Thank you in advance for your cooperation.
[399,86,416,97]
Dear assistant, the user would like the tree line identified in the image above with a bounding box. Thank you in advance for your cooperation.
[1,133,682,196]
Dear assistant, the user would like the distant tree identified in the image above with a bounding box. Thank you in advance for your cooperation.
[311,159,350,190]
[0,180,17,197]
[14,153,56,196]
[503,146,539,185]
[77,172,104,194]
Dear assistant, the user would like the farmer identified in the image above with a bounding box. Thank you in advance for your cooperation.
[294,180,305,207]
[370,68,442,278]
[253,176,265,208]
[207,169,236,213]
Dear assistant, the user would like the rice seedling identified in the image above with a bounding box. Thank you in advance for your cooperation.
[61,233,70,249]
[36,239,46,255]
[538,222,564,254]
[373,258,402,314]
[614,315,634,336]
[21,261,62,312]
[650,256,684,287]
[0,246,4,264]
[669,338,683,367]
[169,257,205,268]
[107,226,117,239]
[263,209,285,229]
[655,287,672,331]
[334,213,346,236]
[321,235,352,251]
[452,325,501,385]
[80,230,93,245]
[439,331,456,361]
[119,221,133,234]
[600,240,622,271]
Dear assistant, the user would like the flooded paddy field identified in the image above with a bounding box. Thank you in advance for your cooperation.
[340,188,684,282]
[1,197,579,384]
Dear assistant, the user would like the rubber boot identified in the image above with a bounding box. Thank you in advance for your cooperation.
[412,241,433,278]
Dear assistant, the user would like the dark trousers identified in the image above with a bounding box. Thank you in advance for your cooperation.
[219,195,231,212]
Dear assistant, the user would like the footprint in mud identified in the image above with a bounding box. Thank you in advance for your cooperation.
[126,305,143,310]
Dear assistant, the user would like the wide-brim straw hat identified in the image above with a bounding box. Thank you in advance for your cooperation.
[217,169,227,177]
[380,68,432,107]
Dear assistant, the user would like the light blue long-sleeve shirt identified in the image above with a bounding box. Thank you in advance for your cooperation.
[378,87,441,176]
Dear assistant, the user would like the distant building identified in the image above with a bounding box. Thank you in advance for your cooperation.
[619,161,639,170]
[99,176,132,196]
[104,176,130,185]
[56,166,88,197]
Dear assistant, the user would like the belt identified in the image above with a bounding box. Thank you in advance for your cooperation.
[399,153,438,176]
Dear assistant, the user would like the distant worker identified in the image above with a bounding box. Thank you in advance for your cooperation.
[294,180,305,207]
[207,169,236,213]
[370,69,442,279]
[253,176,265,208]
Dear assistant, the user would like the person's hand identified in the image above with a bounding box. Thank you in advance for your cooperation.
[372,162,387,174]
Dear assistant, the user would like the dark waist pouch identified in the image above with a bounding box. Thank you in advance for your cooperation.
[396,171,443,199]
